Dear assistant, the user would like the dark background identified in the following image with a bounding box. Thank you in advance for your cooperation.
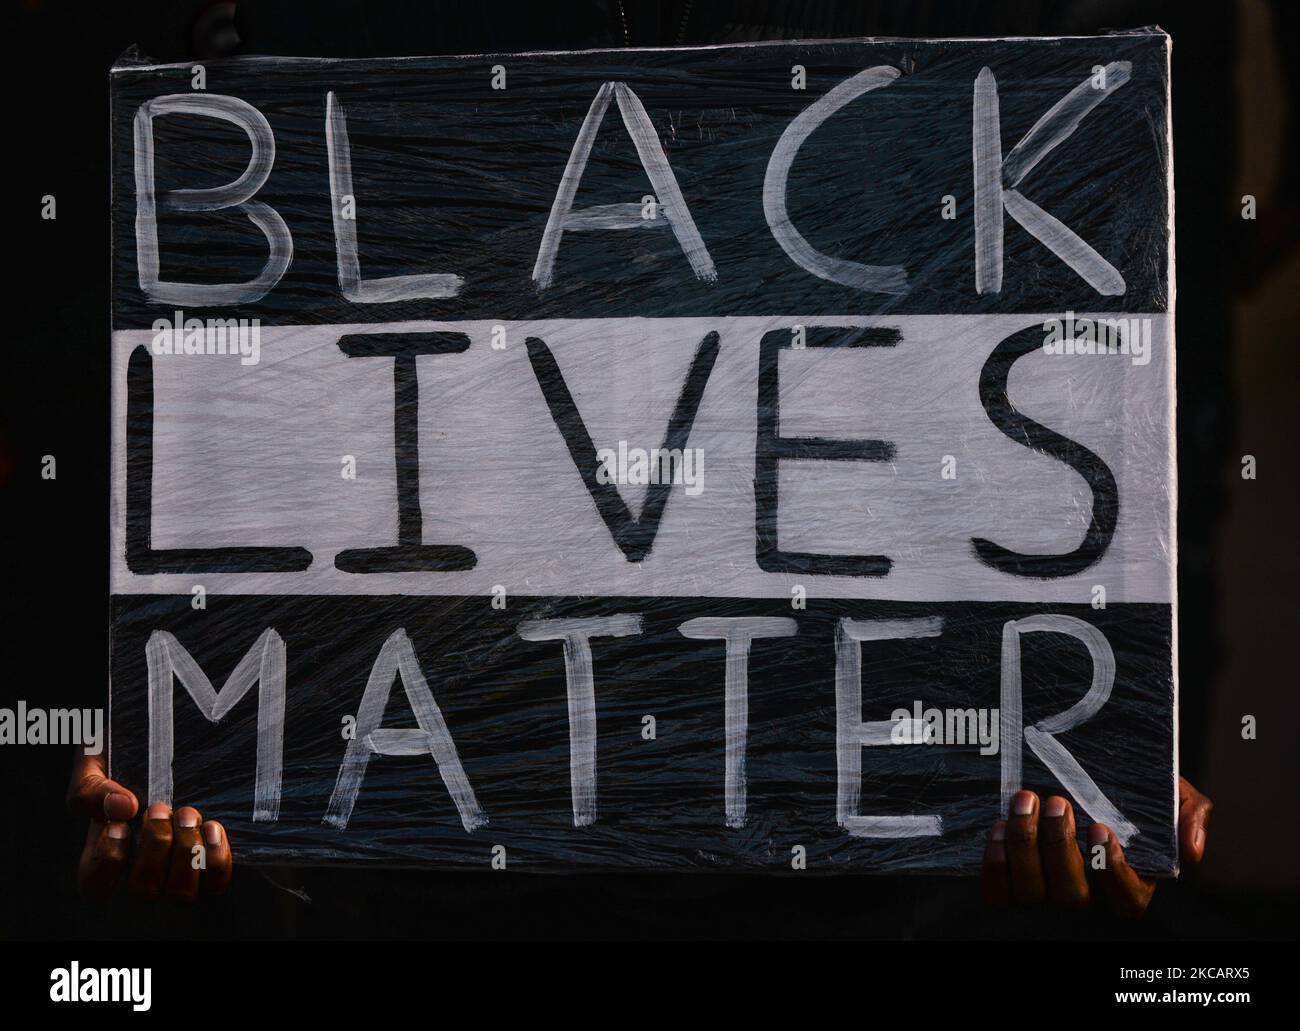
[2,0,1296,939]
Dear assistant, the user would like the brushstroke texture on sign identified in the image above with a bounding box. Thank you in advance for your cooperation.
[109,32,1177,872]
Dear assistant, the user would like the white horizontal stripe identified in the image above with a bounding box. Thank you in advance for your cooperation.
[110,315,1174,602]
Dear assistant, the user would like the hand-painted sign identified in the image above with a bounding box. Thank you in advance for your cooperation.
[109,31,1177,872]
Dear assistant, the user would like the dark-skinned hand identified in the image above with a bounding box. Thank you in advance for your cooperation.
[982,776,1212,918]
[67,747,233,903]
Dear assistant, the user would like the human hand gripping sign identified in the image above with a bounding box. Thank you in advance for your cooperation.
[67,747,233,902]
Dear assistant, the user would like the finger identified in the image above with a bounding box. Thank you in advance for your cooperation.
[199,821,233,896]
[67,749,138,823]
[981,820,1010,909]
[127,803,174,900]
[1038,796,1091,910]
[165,807,204,903]
[1087,824,1155,919]
[1177,779,1213,864]
[77,819,132,902]
[1005,790,1046,906]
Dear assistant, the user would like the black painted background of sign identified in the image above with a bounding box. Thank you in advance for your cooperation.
[109,596,1176,873]
[110,34,1170,327]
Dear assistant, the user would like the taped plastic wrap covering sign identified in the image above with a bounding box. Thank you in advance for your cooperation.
[108,31,1177,873]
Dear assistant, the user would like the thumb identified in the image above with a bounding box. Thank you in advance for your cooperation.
[66,748,138,822]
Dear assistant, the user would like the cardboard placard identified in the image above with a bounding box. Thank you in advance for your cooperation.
[109,32,1176,872]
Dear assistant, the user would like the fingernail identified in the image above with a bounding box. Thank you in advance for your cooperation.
[178,809,199,829]
[147,802,170,821]
[1088,824,1110,847]
[204,822,222,847]
[1043,796,1067,818]
[106,822,129,840]
[991,821,1006,842]
[103,792,133,820]
[1013,791,1035,816]
[1194,828,1205,856]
